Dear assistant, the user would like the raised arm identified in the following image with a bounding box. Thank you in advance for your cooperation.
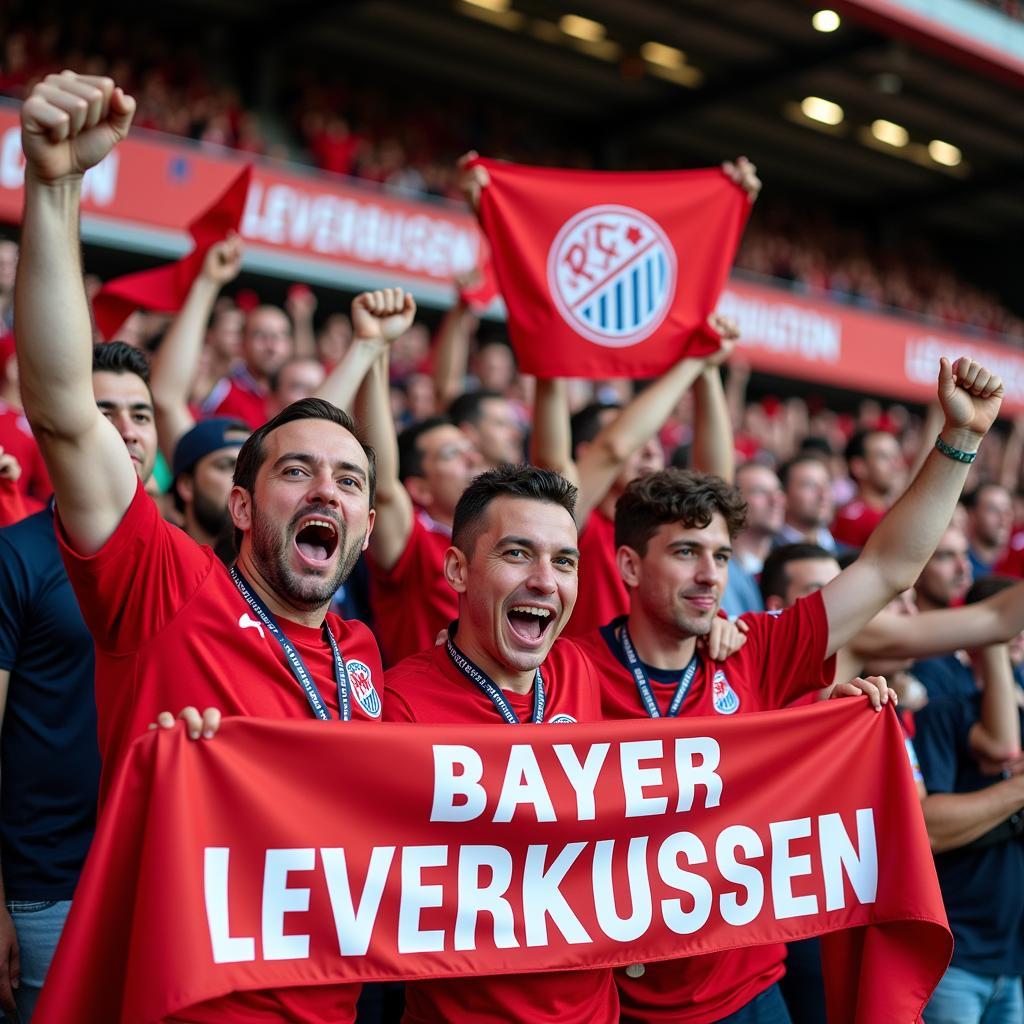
[529,378,580,488]
[970,644,1021,766]
[433,278,479,409]
[690,315,739,483]
[822,357,1004,657]
[150,234,243,461]
[285,285,317,360]
[351,289,417,572]
[14,72,138,555]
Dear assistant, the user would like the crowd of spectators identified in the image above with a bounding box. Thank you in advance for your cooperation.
[1,10,1021,346]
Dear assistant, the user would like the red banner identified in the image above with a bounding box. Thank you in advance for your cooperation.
[474,158,749,378]
[35,702,949,1024]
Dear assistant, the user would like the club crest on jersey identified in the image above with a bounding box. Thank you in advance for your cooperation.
[547,204,676,347]
[348,660,381,719]
[712,670,740,715]
[548,714,578,724]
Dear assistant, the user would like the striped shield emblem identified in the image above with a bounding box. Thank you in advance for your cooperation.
[348,660,382,719]
[547,204,676,347]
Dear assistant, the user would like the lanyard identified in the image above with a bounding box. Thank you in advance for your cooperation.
[445,628,546,724]
[229,567,352,721]
[619,625,699,719]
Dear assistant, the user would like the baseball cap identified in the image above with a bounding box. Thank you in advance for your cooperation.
[172,418,249,479]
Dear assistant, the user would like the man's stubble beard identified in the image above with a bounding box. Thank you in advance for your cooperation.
[250,500,364,610]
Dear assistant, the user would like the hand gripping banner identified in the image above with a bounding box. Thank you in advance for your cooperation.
[35,701,950,1023]
[472,157,750,378]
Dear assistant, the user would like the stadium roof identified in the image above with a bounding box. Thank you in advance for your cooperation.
[237,0,1022,245]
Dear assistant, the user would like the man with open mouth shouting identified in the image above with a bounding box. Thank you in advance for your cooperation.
[382,463,622,1023]
[14,70,388,1024]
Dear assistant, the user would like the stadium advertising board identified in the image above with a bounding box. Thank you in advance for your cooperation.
[1,104,1020,411]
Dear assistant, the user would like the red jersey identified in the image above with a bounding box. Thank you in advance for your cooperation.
[368,509,458,666]
[564,508,628,637]
[383,638,618,1024]
[574,592,836,1024]
[831,498,887,549]
[0,403,51,502]
[996,529,1024,578]
[201,368,269,430]
[58,480,384,1023]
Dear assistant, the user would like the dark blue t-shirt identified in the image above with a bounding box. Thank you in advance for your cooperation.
[0,508,99,899]
[912,653,976,702]
[914,693,1024,975]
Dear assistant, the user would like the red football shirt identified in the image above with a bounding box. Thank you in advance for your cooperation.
[0,403,52,502]
[202,370,269,430]
[58,480,384,1023]
[564,508,628,637]
[368,509,459,666]
[574,592,837,1023]
[831,498,887,549]
[383,638,618,1024]
[996,529,1024,578]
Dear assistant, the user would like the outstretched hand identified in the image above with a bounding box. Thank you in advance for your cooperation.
[704,313,740,368]
[456,151,490,215]
[721,156,761,203]
[21,71,135,183]
[937,356,1004,441]
[351,288,417,348]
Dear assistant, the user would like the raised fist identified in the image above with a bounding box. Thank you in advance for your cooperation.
[456,151,490,215]
[21,71,135,183]
[721,156,761,203]
[202,232,244,286]
[938,356,1004,440]
[705,313,740,367]
[351,288,417,347]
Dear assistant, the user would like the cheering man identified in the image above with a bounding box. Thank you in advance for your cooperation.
[573,350,1004,1024]
[17,70,386,1024]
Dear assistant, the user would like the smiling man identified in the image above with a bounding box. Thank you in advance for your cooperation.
[14,71,387,1024]
[383,464,619,1024]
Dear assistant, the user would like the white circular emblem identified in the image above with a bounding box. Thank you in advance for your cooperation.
[711,669,740,715]
[625,963,646,978]
[547,204,676,347]
[347,660,381,719]
[548,714,578,724]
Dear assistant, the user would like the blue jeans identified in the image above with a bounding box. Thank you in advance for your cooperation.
[720,984,793,1024]
[924,964,1024,1024]
[4,899,71,1023]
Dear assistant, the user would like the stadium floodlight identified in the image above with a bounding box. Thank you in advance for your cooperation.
[871,119,909,147]
[812,9,841,32]
[559,14,606,42]
[641,42,686,69]
[461,0,511,11]
[928,140,962,166]
[800,96,844,125]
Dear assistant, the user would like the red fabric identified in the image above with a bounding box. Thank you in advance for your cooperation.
[92,165,252,339]
[0,404,51,502]
[384,639,616,1022]
[575,592,837,1021]
[57,479,384,803]
[832,499,888,549]
[368,510,459,667]
[35,702,950,1024]
[202,375,270,431]
[459,238,501,312]
[563,509,628,637]
[0,477,39,527]
[472,157,748,378]
[995,529,1024,577]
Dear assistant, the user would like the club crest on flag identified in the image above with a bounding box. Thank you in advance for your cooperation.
[547,204,677,347]
[712,670,740,715]
[348,660,381,718]
[548,714,578,724]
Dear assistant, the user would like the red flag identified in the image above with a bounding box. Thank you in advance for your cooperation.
[34,702,949,1023]
[473,158,749,378]
[92,165,252,340]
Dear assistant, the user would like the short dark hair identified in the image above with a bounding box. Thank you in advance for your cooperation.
[778,452,829,491]
[447,390,504,427]
[614,469,747,555]
[92,341,150,384]
[963,482,1010,510]
[397,416,453,482]
[451,464,577,557]
[760,542,834,604]
[844,429,891,464]
[799,436,833,459]
[966,574,1017,605]
[268,355,322,395]
[231,398,376,550]
[570,402,620,456]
